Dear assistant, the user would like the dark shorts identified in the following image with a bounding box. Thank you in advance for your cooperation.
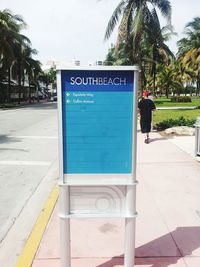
[140,120,151,133]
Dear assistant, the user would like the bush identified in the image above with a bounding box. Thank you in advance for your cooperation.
[155,116,196,131]
[0,103,16,109]
[171,96,192,102]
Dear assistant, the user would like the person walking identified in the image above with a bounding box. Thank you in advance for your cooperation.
[138,91,156,144]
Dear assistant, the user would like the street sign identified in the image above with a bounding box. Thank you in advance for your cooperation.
[57,66,139,267]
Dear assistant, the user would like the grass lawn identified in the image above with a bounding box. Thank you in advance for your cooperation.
[153,109,200,125]
[154,97,200,107]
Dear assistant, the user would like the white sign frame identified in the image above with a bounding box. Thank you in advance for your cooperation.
[57,66,139,267]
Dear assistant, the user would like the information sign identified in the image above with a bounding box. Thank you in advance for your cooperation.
[60,69,135,176]
[57,66,139,267]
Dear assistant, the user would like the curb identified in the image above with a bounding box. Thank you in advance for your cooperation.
[156,106,198,110]
[15,185,59,267]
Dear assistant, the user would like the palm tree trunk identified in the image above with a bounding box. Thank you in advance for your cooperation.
[28,77,31,103]
[165,86,169,98]
[153,70,156,96]
[18,64,21,104]
[197,76,200,96]
[7,67,11,103]
[141,65,146,96]
[22,73,25,101]
[152,51,157,96]
[36,84,39,103]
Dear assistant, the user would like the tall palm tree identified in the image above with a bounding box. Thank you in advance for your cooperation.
[104,0,172,90]
[0,9,27,102]
[144,20,175,93]
[105,0,171,55]
[11,35,32,104]
[22,47,42,103]
[32,61,43,103]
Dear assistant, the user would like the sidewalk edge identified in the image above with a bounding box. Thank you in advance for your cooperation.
[15,185,59,267]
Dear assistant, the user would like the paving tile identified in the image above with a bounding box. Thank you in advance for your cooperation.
[135,257,187,267]
[138,162,200,194]
[37,214,124,258]
[32,257,187,267]
[184,256,200,267]
[136,193,180,257]
[137,133,194,164]
[32,259,59,267]
[171,227,200,256]
[32,258,124,267]
[36,208,59,258]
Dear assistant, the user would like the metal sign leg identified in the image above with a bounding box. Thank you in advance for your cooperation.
[60,218,71,267]
[60,186,71,267]
[124,184,137,267]
[124,218,136,267]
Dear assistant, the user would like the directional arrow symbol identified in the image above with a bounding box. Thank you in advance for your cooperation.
[66,99,71,103]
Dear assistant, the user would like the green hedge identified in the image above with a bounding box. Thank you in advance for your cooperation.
[171,96,192,102]
[155,116,196,131]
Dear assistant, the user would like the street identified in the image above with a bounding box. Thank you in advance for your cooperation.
[0,102,58,267]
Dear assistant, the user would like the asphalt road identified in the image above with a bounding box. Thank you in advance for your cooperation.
[0,102,58,267]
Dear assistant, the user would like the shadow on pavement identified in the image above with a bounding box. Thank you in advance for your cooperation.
[0,148,29,152]
[96,227,200,267]
[149,137,167,143]
[0,135,21,144]
[22,102,57,110]
[0,135,29,152]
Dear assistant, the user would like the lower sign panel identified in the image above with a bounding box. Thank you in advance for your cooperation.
[69,186,126,215]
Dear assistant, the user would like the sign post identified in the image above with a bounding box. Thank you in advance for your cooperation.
[57,66,139,267]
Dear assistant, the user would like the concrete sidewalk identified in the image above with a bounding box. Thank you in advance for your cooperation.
[31,131,200,267]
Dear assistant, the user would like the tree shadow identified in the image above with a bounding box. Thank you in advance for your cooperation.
[96,227,200,267]
[21,102,57,110]
[0,135,30,152]
[0,135,21,144]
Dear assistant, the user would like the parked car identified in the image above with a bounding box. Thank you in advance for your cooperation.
[50,90,57,101]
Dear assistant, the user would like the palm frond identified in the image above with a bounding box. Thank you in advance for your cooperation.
[104,0,126,40]
[151,0,171,22]
[116,0,134,45]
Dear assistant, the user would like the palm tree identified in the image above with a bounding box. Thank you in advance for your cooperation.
[11,35,32,104]
[105,41,134,65]
[105,0,171,55]
[22,47,42,103]
[0,9,27,102]
[177,17,200,95]
[104,0,172,90]
[144,21,175,94]
[32,62,43,102]
[39,72,51,92]
[157,64,182,98]
[172,61,194,95]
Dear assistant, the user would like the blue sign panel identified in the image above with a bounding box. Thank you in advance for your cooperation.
[61,70,134,174]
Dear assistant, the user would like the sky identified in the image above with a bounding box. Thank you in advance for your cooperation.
[0,0,199,65]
